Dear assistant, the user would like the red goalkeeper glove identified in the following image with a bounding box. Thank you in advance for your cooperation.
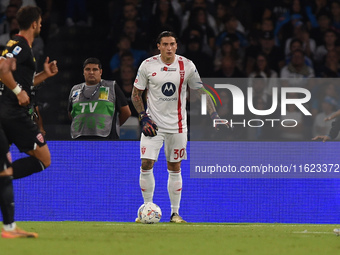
[139,111,158,137]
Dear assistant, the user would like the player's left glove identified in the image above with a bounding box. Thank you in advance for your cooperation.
[139,111,158,137]
[210,112,232,130]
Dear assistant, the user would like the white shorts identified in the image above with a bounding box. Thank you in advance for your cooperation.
[140,132,187,162]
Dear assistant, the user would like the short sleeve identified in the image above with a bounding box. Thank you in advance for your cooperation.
[133,60,148,91]
[187,61,203,90]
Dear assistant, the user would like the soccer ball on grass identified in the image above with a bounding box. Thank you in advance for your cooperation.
[137,202,162,224]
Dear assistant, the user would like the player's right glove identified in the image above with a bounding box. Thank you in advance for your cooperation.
[139,111,158,137]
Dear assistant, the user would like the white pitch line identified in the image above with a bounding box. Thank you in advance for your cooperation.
[101,223,332,228]
[293,231,333,235]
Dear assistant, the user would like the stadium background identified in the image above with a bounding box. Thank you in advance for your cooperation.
[1,0,340,224]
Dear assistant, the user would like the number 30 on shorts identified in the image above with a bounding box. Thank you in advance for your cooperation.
[174,148,185,160]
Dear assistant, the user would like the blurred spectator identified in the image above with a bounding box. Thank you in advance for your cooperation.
[214,1,228,34]
[181,0,217,36]
[112,51,135,80]
[225,0,252,32]
[182,7,216,53]
[280,49,315,78]
[152,0,182,21]
[311,83,340,117]
[314,29,338,65]
[65,0,88,27]
[310,11,332,46]
[261,18,275,32]
[285,38,313,67]
[245,31,285,74]
[181,22,213,57]
[215,14,248,49]
[117,64,139,118]
[35,0,53,43]
[309,0,330,19]
[1,0,37,12]
[248,53,279,95]
[182,34,214,78]
[262,0,291,24]
[109,2,146,39]
[0,17,19,50]
[214,55,246,78]
[0,4,19,34]
[122,19,149,51]
[331,0,340,33]
[244,30,261,75]
[109,35,148,74]
[284,23,316,59]
[214,34,243,71]
[313,96,338,137]
[149,0,181,40]
[316,49,340,77]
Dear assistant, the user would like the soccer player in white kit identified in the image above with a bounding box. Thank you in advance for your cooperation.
[132,31,221,223]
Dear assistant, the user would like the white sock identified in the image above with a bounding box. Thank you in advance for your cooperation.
[3,222,16,231]
[167,169,182,215]
[139,168,155,203]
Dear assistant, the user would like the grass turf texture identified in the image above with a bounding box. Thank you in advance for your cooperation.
[1,222,340,255]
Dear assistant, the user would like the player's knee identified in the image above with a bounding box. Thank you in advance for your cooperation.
[141,159,154,170]
[167,162,181,171]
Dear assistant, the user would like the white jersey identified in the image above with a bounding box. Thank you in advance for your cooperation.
[134,54,202,133]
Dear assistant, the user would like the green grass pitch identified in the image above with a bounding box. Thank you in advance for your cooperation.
[1,222,340,255]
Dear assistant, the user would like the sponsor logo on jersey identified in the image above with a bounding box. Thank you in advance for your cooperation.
[162,82,176,96]
[152,72,157,76]
[12,46,22,55]
[6,40,18,48]
[161,66,177,72]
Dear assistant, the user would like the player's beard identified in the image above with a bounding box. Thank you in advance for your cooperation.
[33,29,40,38]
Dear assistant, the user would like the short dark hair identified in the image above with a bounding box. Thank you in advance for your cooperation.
[289,38,303,49]
[83,58,102,69]
[16,6,41,30]
[156,31,178,44]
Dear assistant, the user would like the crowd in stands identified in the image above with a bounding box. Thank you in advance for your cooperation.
[1,0,340,140]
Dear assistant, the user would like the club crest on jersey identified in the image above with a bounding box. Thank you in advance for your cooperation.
[162,82,176,96]
[36,133,44,143]
[161,66,177,72]
[141,146,146,155]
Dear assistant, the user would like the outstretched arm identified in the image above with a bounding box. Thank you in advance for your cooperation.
[324,110,340,121]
